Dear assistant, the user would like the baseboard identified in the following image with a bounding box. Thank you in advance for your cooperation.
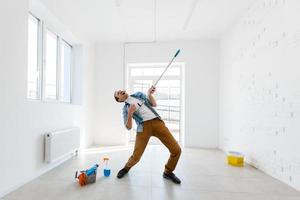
[0,153,75,199]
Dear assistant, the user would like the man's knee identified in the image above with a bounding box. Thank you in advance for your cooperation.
[171,145,181,156]
[177,146,182,156]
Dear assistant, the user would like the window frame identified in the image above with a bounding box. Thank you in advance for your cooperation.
[27,12,43,100]
[27,12,73,104]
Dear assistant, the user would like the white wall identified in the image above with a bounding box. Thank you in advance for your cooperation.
[220,0,300,190]
[93,44,127,146]
[94,41,219,148]
[79,44,96,148]
[0,0,95,197]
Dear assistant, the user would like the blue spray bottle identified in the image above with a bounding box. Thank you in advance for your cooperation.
[103,157,111,177]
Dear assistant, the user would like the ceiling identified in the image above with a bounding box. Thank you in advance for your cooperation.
[37,0,255,43]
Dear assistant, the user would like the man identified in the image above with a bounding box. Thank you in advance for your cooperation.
[114,86,182,184]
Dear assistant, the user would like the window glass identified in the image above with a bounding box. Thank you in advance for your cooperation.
[44,29,58,100]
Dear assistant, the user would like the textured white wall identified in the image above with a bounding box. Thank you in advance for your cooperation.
[94,41,219,148]
[0,0,95,197]
[220,0,300,190]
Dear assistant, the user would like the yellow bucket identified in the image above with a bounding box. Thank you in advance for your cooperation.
[227,151,244,167]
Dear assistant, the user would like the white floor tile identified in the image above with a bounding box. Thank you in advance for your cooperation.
[2,145,300,200]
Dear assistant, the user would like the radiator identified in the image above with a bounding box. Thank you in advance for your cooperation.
[45,127,80,163]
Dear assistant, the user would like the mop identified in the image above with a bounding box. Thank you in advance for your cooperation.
[136,49,181,110]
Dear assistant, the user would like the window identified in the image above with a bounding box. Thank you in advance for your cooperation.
[127,63,184,143]
[44,29,58,100]
[27,14,41,99]
[27,13,72,103]
[60,40,72,102]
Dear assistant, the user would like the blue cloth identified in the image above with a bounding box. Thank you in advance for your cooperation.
[122,92,161,133]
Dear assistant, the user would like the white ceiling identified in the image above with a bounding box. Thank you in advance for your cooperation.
[38,0,255,43]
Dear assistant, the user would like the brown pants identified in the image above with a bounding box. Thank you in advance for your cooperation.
[125,118,181,174]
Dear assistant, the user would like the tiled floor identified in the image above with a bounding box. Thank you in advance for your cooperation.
[2,145,300,200]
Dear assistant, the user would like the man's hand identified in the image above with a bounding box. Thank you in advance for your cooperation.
[147,86,157,107]
[128,104,137,115]
[126,104,136,130]
[148,86,156,95]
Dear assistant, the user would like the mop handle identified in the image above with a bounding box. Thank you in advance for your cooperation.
[153,49,180,87]
[134,49,180,112]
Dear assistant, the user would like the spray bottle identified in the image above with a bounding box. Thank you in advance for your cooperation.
[103,157,111,177]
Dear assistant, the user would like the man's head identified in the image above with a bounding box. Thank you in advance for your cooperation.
[114,90,128,102]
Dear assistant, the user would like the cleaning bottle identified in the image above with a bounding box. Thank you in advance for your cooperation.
[103,157,111,177]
